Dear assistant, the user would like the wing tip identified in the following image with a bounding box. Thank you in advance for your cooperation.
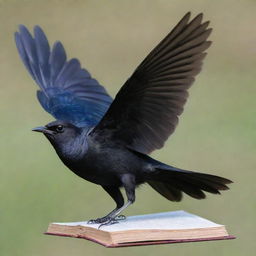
[202,20,210,28]
[33,25,44,36]
[195,12,204,21]
[18,24,30,35]
[18,24,26,30]
[183,12,204,22]
[186,12,212,29]
[183,11,191,20]
[205,40,213,48]
[52,40,64,50]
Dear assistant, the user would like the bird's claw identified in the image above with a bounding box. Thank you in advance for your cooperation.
[87,215,126,228]
[88,217,109,224]
[98,218,119,229]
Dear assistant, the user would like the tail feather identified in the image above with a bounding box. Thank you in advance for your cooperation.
[147,165,232,201]
[171,177,207,199]
[148,181,183,201]
[191,172,230,190]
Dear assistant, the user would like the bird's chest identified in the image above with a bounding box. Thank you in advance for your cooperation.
[63,145,137,186]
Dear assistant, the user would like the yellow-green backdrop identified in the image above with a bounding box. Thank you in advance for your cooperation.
[1,0,255,255]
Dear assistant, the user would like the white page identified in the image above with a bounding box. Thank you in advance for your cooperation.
[53,211,222,232]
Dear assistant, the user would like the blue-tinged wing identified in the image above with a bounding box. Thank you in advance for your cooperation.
[15,25,112,127]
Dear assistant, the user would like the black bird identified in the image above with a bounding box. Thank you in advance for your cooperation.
[15,13,232,225]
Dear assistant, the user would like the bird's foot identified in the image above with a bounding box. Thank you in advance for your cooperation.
[87,216,110,224]
[88,215,126,228]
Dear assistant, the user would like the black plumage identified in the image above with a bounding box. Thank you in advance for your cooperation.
[15,12,232,225]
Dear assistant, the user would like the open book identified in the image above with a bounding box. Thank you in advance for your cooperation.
[45,211,234,247]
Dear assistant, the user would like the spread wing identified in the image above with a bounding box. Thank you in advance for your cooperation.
[15,25,112,127]
[91,13,212,154]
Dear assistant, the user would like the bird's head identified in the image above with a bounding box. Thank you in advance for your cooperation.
[32,120,82,149]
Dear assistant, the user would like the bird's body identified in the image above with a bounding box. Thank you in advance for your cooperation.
[45,122,152,187]
[15,12,232,225]
[60,132,146,187]
[68,145,145,187]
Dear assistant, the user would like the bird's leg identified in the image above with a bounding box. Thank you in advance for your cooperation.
[88,186,124,224]
[98,174,136,228]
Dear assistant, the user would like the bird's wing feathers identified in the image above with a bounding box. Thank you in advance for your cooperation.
[15,25,112,127]
[91,13,212,154]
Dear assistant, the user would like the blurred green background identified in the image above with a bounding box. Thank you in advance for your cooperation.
[1,0,255,255]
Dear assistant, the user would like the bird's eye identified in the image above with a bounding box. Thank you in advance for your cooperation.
[56,125,64,133]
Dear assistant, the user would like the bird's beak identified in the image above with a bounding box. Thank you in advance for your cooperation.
[32,126,53,135]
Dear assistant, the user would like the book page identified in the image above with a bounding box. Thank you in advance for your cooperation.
[53,211,223,232]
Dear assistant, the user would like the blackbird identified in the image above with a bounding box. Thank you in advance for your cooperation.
[15,12,232,226]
